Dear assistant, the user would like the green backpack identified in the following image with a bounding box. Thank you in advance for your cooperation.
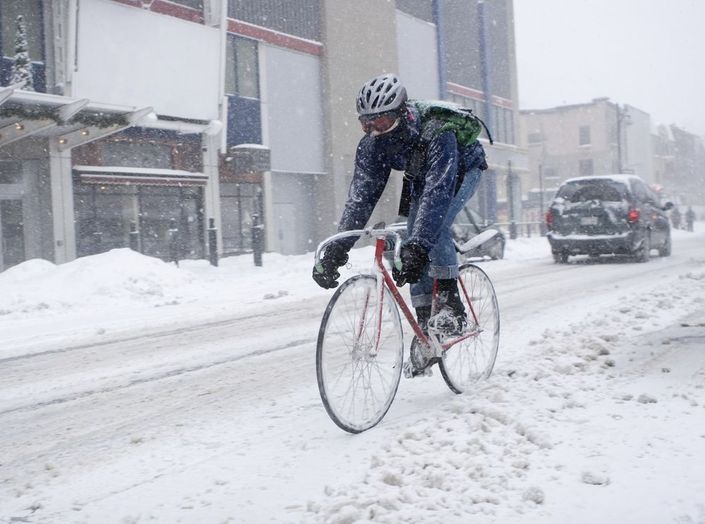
[411,100,494,146]
[396,100,493,217]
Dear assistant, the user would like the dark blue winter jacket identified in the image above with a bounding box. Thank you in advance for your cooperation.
[336,105,487,253]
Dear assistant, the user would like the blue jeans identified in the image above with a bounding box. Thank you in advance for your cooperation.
[407,168,482,307]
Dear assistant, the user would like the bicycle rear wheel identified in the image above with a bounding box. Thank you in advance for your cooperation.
[439,263,499,394]
[316,274,404,433]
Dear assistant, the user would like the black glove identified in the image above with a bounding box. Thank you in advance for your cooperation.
[312,242,349,289]
[393,242,429,287]
[465,141,488,171]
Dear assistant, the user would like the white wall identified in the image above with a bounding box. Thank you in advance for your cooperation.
[72,0,220,120]
[261,44,325,254]
[395,11,439,100]
[262,45,325,173]
[625,105,654,184]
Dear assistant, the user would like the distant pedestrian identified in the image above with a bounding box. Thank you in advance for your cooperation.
[671,206,681,230]
[685,206,695,232]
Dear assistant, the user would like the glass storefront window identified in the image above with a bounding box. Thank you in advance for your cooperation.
[0,199,24,269]
[74,183,205,261]
[139,186,204,260]
[220,182,260,253]
[74,184,136,257]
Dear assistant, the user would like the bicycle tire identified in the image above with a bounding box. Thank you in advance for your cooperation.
[316,274,404,433]
[439,263,500,394]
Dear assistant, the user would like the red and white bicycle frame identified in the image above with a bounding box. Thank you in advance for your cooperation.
[316,227,480,359]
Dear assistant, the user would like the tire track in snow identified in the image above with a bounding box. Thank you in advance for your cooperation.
[0,336,314,417]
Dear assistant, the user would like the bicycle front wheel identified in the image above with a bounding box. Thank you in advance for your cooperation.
[316,274,404,433]
[439,263,500,394]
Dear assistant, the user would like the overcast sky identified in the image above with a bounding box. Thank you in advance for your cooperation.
[513,0,705,136]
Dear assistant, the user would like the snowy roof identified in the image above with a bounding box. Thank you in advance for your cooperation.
[0,84,218,151]
[562,174,643,185]
[73,165,207,186]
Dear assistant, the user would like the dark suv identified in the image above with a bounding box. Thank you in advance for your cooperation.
[545,175,673,263]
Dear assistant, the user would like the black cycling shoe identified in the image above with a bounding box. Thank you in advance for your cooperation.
[428,279,467,336]
[415,305,431,334]
[428,307,467,336]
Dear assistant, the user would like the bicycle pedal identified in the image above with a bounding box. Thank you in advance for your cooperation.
[415,367,433,378]
[403,361,433,379]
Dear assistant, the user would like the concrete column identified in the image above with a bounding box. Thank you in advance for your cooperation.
[202,132,223,254]
[48,138,76,263]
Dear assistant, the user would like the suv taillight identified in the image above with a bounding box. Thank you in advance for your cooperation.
[545,210,554,229]
[627,209,640,223]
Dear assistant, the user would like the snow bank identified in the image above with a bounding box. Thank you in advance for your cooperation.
[0,249,191,316]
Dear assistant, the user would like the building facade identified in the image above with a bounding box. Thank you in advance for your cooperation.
[520,98,658,220]
[667,124,705,207]
[0,0,525,271]
[520,98,705,219]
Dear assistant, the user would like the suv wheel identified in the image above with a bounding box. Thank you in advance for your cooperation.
[658,232,672,257]
[635,234,651,263]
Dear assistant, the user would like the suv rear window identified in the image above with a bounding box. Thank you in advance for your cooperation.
[556,180,628,203]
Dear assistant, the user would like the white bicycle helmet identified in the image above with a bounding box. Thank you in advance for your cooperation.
[356,74,407,117]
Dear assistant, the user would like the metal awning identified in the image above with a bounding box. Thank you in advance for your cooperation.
[74,165,208,186]
[0,84,220,151]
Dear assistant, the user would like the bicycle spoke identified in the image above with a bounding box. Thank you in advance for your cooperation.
[439,264,499,393]
[317,275,403,432]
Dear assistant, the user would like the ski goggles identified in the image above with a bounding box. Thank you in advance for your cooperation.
[359,113,400,136]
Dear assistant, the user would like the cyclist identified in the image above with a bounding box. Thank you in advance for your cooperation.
[312,73,488,336]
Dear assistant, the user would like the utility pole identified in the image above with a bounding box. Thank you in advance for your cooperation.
[432,0,447,100]
[507,161,518,239]
[616,104,623,173]
[477,0,496,222]
[615,103,631,174]
[538,164,546,235]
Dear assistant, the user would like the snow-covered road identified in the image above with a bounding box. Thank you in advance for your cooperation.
[1,230,705,523]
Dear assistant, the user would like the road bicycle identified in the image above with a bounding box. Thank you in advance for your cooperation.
[314,225,500,433]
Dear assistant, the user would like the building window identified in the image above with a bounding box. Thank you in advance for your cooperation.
[0,160,22,184]
[396,0,434,22]
[579,159,594,176]
[0,0,43,61]
[225,35,260,145]
[528,132,543,145]
[579,125,591,146]
[168,0,204,9]
[102,141,173,169]
[492,105,502,143]
[220,182,261,253]
[504,108,515,145]
[228,0,320,41]
[225,34,259,98]
[543,167,557,180]
[1,0,46,91]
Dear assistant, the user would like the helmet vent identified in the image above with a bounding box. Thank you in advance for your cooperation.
[356,73,407,117]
